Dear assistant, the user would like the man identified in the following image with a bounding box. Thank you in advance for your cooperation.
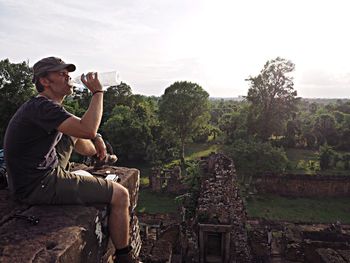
[3,57,134,263]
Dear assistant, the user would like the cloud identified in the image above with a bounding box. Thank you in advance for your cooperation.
[296,69,350,98]
[1,0,350,97]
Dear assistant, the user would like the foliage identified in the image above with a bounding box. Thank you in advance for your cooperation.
[177,160,201,219]
[146,124,180,164]
[246,57,300,140]
[159,81,210,166]
[313,114,338,146]
[103,104,153,162]
[318,144,336,170]
[224,139,289,175]
[342,153,350,170]
[0,59,36,145]
[192,124,215,143]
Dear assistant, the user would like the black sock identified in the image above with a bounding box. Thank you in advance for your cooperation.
[115,245,132,255]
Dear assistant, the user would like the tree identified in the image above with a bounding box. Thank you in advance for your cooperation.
[342,153,350,170]
[313,114,338,146]
[319,144,336,170]
[285,119,301,147]
[103,104,153,162]
[246,57,300,140]
[103,82,132,119]
[159,81,210,167]
[0,59,35,145]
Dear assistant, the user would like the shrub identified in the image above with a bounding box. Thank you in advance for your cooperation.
[223,139,289,175]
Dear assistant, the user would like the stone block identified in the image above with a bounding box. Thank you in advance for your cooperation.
[0,166,141,263]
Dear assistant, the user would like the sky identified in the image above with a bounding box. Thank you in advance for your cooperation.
[1,0,350,98]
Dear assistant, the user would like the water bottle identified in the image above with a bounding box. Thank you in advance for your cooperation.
[70,71,120,90]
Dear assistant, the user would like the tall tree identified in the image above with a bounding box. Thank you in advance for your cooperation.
[0,59,35,145]
[312,113,338,146]
[159,81,210,167]
[246,57,300,140]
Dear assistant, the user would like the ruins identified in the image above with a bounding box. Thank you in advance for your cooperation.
[253,173,350,197]
[149,165,188,194]
[1,153,350,262]
[138,153,350,263]
[180,153,252,263]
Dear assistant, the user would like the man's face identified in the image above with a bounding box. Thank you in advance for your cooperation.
[44,69,73,96]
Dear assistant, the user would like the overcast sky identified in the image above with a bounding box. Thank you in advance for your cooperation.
[1,0,350,98]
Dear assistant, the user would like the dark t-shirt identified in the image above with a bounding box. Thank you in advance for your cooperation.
[4,96,72,198]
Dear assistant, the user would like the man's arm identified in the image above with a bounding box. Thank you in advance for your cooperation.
[74,136,107,160]
[58,72,103,139]
[74,138,97,156]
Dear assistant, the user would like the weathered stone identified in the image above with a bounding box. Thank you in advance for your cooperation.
[248,221,350,263]
[181,153,252,262]
[149,166,188,194]
[316,248,347,263]
[253,173,350,197]
[0,166,141,263]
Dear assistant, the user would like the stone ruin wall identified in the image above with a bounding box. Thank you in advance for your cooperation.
[0,165,141,263]
[149,166,188,194]
[182,153,252,263]
[253,173,350,197]
[247,220,350,262]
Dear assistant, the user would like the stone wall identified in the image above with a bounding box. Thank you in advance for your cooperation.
[181,153,252,263]
[247,220,350,262]
[253,173,350,197]
[137,213,181,263]
[149,166,188,194]
[0,165,141,263]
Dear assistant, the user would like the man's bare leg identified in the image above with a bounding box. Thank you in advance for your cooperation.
[109,182,130,249]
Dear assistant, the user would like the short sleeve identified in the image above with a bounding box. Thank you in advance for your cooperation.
[29,97,72,133]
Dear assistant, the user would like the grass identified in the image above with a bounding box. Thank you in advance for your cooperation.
[126,162,153,187]
[185,142,222,161]
[137,188,179,214]
[285,148,350,175]
[286,148,318,163]
[246,194,350,223]
[134,143,221,214]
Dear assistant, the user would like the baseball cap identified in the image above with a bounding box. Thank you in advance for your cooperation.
[32,56,76,83]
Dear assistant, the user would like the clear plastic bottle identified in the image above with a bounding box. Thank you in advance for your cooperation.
[70,71,120,89]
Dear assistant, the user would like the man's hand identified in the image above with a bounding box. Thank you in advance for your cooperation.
[81,72,103,94]
[93,136,107,160]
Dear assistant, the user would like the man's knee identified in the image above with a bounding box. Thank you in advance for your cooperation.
[110,183,130,208]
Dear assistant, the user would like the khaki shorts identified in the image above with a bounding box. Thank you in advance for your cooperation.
[22,135,114,205]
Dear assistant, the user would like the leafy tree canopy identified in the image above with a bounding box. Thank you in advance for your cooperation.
[159,81,210,165]
[0,59,35,145]
[246,57,300,140]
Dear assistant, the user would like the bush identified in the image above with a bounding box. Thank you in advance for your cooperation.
[318,144,336,170]
[223,139,289,175]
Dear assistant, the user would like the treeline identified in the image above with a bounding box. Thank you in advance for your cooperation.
[1,57,350,174]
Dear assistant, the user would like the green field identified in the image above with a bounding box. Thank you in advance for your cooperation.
[137,188,179,214]
[286,148,350,175]
[184,142,221,160]
[246,194,350,223]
